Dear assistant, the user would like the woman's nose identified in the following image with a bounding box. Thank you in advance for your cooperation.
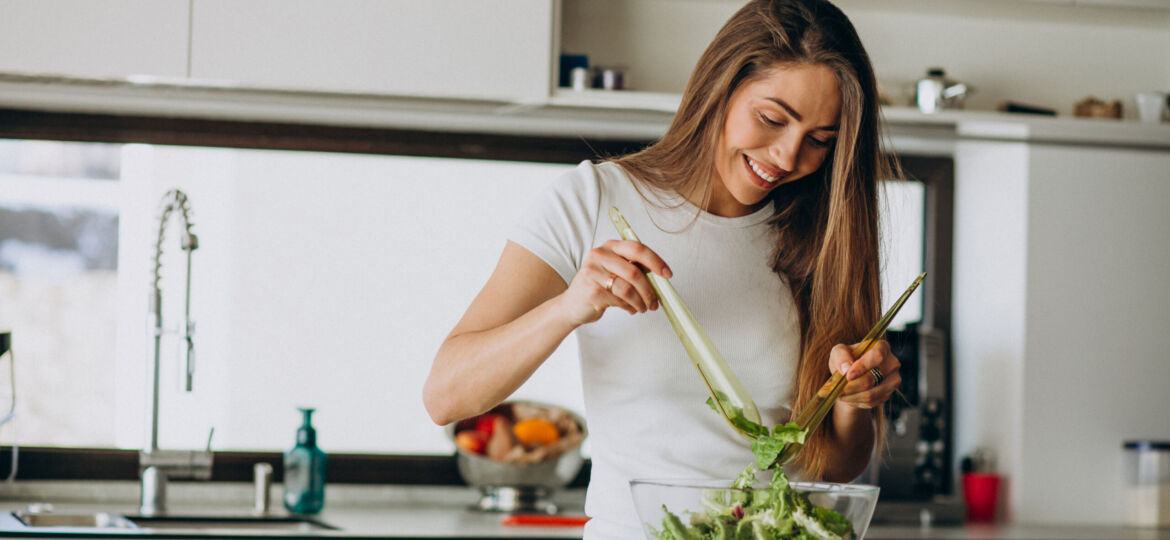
[769,134,800,172]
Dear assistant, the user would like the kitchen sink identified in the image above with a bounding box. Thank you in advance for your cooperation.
[10,511,339,533]
[14,512,136,529]
[128,515,338,532]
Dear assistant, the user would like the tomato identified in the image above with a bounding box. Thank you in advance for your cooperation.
[475,414,502,437]
[455,430,487,454]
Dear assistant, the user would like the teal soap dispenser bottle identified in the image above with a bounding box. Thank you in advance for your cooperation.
[284,407,326,514]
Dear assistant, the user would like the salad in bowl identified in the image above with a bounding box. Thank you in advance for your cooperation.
[631,417,879,540]
[631,467,878,540]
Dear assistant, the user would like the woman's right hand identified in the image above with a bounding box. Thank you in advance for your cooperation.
[558,239,673,326]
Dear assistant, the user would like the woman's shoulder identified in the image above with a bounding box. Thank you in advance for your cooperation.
[560,159,634,187]
[543,159,641,202]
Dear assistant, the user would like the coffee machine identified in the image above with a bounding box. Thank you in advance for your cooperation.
[863,322,964,524]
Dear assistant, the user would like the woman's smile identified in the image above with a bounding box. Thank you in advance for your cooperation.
[743,154,790,188]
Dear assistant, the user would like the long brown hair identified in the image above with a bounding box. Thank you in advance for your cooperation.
[613,0,898,480]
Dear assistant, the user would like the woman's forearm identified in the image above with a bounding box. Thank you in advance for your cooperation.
[822,404,876,482]
[423,294,578,425]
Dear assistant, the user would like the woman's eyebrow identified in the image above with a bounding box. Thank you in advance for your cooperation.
[764,97,839,132]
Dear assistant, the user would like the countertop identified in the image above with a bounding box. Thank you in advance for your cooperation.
[0,482,586,539]
[1,481,1168,539]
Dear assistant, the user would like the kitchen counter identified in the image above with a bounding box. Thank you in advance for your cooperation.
[866,525,1170,539]
[0,503,587,539]
[1,482,1167,539]
[0,482,586,539]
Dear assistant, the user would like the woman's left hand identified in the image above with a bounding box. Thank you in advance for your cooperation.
[827,340,901,410]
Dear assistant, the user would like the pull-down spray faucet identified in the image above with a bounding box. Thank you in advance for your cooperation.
[140,189,213,516]
[150,189,198,425]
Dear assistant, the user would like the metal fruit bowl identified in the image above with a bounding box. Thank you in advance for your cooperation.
[445,401,587,513]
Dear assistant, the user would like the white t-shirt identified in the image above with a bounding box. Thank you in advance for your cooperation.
[509,161,801,540]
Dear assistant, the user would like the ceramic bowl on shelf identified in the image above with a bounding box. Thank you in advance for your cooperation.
[630,478,879,540]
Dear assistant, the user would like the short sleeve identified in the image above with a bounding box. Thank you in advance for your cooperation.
[507,161,602,286]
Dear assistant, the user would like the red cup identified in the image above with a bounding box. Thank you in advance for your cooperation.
[962,472,1001,522]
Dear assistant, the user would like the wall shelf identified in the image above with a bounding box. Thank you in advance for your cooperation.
[2,73,1168,151]
[548,88,681,113]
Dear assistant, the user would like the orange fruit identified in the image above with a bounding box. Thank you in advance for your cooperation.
[512,418,559,446]
[455,430,487,454]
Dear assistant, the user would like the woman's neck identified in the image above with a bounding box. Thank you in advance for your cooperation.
[681,177,767,218]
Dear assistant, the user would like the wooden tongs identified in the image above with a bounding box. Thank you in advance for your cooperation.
[770,271,926,467]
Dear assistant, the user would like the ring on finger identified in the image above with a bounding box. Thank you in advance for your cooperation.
[869,367,884,385]
[604,274,616,291]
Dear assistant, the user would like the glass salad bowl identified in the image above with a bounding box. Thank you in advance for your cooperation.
[630,478,879,540]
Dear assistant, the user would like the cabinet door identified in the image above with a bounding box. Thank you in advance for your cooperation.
[190,0,556,102]
[0,0,189,78]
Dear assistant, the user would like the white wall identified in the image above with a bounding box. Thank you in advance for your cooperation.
[112,148,584,453]
[949,139,1170,525]
[562,0,1170,117]
[950,140,1030,521]
[1018,145,1170,524]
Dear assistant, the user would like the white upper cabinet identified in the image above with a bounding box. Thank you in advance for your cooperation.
[0,0,189,78]
[1075,0,1170,7]
[189,0,558,102]
[1020,0,1170,6]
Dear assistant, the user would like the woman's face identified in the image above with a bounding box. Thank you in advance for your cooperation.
[709,62,842,217]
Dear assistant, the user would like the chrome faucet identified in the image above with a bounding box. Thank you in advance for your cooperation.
[140,189,213,516]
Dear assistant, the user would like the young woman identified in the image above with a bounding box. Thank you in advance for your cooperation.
[424,0,902,537]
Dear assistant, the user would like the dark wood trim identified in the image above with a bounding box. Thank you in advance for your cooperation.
[895,154,956,496]
[0,447,138,481]
[0,108,651,164]
[902,154,955,339]
[0,447,590,488]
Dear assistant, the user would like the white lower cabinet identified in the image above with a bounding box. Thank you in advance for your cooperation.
[189,0,558,102]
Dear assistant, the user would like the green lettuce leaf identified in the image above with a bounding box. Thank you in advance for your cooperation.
[812,505,853,537]
[705,395,770,438]
[749,422,807,469]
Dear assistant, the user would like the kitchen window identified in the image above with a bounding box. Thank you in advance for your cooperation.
[0,140,121,448]
[0,110,949,482]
